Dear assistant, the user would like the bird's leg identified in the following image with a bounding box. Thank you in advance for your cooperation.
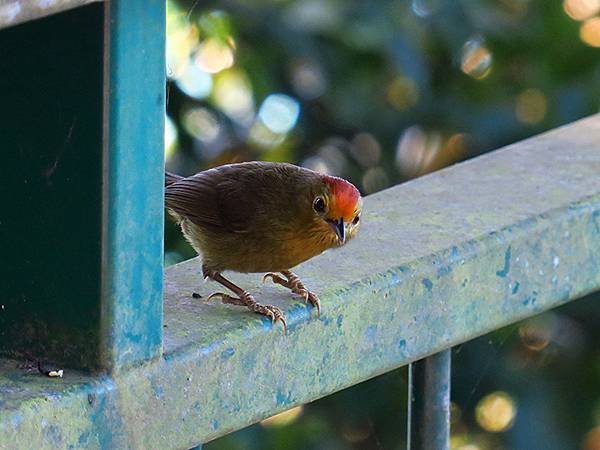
[262,270,321,317]
[203,269,287,331]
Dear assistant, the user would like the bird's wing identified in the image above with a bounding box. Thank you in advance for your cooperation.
[164,162,284,233]
[164,170,225,229]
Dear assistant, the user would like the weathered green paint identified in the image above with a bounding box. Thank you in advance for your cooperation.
[408,350,451,450]
[0,3,105,369]
[1,116,599,448]
[0,0,102,30]
[101,0,165,371]
[0,0,164,372]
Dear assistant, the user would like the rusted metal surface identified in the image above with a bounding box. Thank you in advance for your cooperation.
[0,0,101,30]
[0,115,599,448]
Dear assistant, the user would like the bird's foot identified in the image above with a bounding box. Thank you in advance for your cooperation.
[207,291,287,332]
[263,271,321,317]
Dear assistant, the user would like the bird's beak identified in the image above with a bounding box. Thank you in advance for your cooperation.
[328,218,345,244]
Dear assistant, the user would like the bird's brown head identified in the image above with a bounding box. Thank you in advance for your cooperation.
[307,174,362,248]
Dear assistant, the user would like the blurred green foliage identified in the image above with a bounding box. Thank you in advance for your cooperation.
[166,0,600,448]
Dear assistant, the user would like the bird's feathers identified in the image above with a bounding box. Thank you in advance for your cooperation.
[165,162,322,234]
[164,161,362,272]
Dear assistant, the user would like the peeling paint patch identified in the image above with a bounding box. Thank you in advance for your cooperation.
[365,325,377,343]
[512,281,520,294]
[422,278,433,291]
[522,291,538,306]
[220,348,235,360]
[496,246,512,277]
[398,339,407,352]
[276,390,292,406]
[437,265,452,276]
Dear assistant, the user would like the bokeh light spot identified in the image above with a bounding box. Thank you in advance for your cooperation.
[351,133,382,167]
[516,88,548,125]
[341,422,371,443]
[182,107,221,144]
[583,426,600,450]
[258,94,301,134]
[387,76,420,111]
[461,38,493,80]
[248,121,285,149]
[164,115,178,160]
[213,69,254,124]
[580,17,600,47]
[166,1,199,79]
[318,139,348,175]
[195,38,235,74]
[519,315,554,351]
[563,0,600,21]
[411,0,442,17]
[302,156,331,174]
[475,391,517,432]
[260,405,303,428]
[396,126,453,177]
[362,166,389,194]
[289,59,327,100]
[176,62,213,99]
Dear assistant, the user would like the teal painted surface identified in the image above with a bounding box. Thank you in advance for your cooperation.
[0,116,599,448]
[101,0,165,370]
[0,3,104,369]
[0,0,165,371]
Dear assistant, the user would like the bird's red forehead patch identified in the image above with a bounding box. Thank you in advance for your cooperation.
[324,175,361,220]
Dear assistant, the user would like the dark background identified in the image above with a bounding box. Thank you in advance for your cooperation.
[166,1,600,448]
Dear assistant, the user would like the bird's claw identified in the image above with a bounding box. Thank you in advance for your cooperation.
[262,272,286,284]
[263,271,321,317]
[257,304,287,333]
[289,283,321,318]
[294,288,321,317]
[207,291,287,333]
[308,292,321,318]
[206,292,228,302]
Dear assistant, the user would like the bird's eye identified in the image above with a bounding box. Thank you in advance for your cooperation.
[313,196,326,213]
[352,214,360,225]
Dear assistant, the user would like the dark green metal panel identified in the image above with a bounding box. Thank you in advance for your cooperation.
[0,0,165,372]
[100,0,165,370]
[0,3,105,369]
[408,351,451,450]
[0,116,598,449]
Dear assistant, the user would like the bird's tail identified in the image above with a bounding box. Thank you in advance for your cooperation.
[165,171,183,187]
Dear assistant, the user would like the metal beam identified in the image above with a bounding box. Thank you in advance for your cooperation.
[1,116,599,448]
[408,350,451,450]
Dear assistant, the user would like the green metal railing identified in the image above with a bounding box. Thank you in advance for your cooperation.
[1,2,599,449]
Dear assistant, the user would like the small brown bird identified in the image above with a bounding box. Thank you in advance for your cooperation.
[165,161,362,330]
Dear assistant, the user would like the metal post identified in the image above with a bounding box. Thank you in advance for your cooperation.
[101,0,165,371]
[407,349,451,450]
